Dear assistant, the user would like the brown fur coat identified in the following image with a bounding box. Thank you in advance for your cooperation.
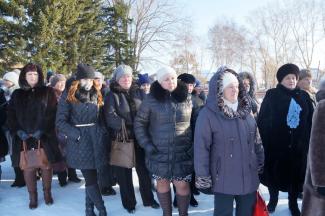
[301,100,325,216]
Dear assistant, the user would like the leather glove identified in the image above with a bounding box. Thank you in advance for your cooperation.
[317,187,325,196]
[31,130,42,140]
[17,130,29,141]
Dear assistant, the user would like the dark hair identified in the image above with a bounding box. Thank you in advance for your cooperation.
[19,63,45,89]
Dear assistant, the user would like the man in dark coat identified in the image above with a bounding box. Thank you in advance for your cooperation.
[257,63,314,216]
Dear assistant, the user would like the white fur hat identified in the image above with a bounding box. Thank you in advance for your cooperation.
[222,72,238,91]
[3,71,19,87]
[156,66,177,84]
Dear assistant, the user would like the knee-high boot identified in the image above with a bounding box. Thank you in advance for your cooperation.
[267,187,279,213]
[86,184,107,216]
[23,169,38,209]
[41,169,53,205]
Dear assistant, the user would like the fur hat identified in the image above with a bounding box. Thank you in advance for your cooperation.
[156,66,177,84]
[222,72,238,91]
[49,74,66,87]
[298,69,312,80]
[276,63,300,83]
[113,64,133,81]
[138,73,151,86]
[3,71,19,87]
[178,73,196,84]
[75,63,95,80]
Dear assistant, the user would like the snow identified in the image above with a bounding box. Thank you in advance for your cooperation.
[0,157,300,216]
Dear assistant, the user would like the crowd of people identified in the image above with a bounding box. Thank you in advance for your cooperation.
[0,62,324,216]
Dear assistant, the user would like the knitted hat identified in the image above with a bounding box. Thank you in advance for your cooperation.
[46,70,54,83]
[178,73,196,84]
[3,71,19,87]
[156,66,177,84]
[276,63,300,83]
[75,63,95,80]
[49,74,66,87]
[298,69,312,80]
[138,73,151,86]
[94,71,104,81]
[113,64,133,81]
[195,79,201,87]
[222,72,238,91]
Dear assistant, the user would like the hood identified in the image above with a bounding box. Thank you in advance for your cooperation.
[150,80,188,103]
[206,66,250,119]
[19,66,45,90]
[316,90,325,102]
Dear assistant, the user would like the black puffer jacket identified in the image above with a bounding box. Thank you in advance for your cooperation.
[134,81,193,178]
[56,88,107,169]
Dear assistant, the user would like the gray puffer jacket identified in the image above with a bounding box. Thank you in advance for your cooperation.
[134,80,193,179]
[56,88,107,169]
[194,67,264,195]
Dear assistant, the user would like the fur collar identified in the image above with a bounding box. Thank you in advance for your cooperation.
[75,87,98,103]
[150,80,188,103]
[110,81,140,94]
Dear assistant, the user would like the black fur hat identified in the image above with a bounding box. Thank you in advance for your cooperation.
[177,73,196,84]
[75,63,95,80]
[276,63,300,83]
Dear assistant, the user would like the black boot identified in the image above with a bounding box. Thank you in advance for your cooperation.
[68,168,81,183]
[58,170,68,187]
[157,191,172,216]
[86,184,107,216]
[289,193,301,216]
[85,191,96,216]
[173,194,178,208]
[190,193,198,207]
[100,186,116,196]
[11,167,26,187]
[176,194,190,216]
[267,188,279,213]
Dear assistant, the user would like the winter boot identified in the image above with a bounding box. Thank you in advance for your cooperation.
[68,168,81,183]
[86,184,107,216]
[176,194,190,216]
[11,167,26,187]
[41,169,53,205]
[57,170,68,187]
[157,191,172,216]
[190,192,198,207]
[23,169,38,209]
[267,187,279,213]
[85,191,96,216]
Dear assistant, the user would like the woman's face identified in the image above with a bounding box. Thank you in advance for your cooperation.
[26,71,39,87]
[79,79,93,91]
[160,74,177,92]
[118,74,132,90]
[281,74,297,90]
[186,83,194,94]
[223,82,239,103]
[54,80,66,92]
[141,83,151,94]
[297,77,312,91]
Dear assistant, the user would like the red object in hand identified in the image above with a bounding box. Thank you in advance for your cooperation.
[253,191,269,216]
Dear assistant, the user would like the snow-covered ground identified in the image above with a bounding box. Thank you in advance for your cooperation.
[0,157,300,216]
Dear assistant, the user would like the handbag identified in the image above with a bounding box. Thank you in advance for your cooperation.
[109,120,136,169]
[19,140,50,170]
[253,190,269,216]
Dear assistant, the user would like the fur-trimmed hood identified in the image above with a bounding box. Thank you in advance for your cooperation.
[19,67,45,90]
[238,71,257,99]
[150,80,189,103]
[206,66,250,119]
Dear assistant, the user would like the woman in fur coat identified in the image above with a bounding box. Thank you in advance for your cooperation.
[301,80,325,216]
[7,63,62,209]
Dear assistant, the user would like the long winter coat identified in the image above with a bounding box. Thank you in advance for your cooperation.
[134,80,193,179]
[7,84,62,167]
[301,95,325,216]
[257,84,313,192]
[194,68,264,195]
[0,89,8,158]
[56,88,107,169]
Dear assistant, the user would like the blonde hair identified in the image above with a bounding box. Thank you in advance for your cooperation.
[67,80,104,107]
